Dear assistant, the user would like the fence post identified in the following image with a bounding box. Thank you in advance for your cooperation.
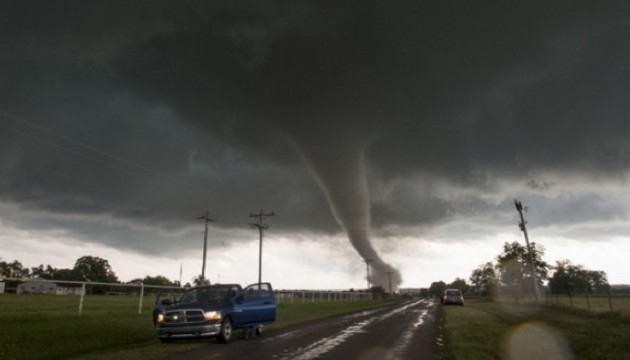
[608,290,613,312]
[78,282,86,316]
[138,283,144,315]
[586,292,590,311]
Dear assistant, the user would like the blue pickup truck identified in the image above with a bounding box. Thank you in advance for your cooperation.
[153,282,276,343]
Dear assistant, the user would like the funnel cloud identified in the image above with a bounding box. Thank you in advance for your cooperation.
[290,131,402,290]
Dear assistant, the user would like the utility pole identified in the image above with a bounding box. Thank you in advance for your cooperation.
[514,200,541,301]
[363,259,373,291]
[179,262,183,286]
[249,209,275,286]
[197,211,215,284]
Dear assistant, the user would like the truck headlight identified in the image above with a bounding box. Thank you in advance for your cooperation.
[156,313,164,324]
[204,311,221,321]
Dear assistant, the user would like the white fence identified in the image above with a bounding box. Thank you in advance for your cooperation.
[1,278,179,315]
[1,278,374,316]
[275,290,373,304]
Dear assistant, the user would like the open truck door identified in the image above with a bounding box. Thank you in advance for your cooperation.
[232,282,276,327]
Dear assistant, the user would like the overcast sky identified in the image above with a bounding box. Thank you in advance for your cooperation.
[1,1,630,290]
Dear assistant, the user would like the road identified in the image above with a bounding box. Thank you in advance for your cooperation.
[160,299,441,360]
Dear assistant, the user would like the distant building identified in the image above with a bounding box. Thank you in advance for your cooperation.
[17,280,83,295]
[0,281,4,294]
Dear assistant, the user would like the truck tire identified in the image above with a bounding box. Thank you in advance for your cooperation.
[218,317,233,343]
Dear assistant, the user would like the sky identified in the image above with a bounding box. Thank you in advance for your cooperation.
[1,1,630,290]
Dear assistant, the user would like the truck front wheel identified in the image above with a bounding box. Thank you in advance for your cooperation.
[218,317,233,343]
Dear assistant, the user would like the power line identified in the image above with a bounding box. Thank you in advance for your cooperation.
[0,108,152,173]
[0,108,255,209]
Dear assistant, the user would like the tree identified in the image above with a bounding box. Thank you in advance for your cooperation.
[0,259,31,291]
[192,274,210,286]
[31,264,56,279]
[54,268,79,281]
[0,260,30,278]
[72,256,118,295]
[141,275,177,287]
[588,270,609,293]
[123,275,177,295]
[548,260,609,294]
[495,241,548,299]
[469,262,497,296]
[447,278,470,294]
[0,259,10,277]
[370,285,387,299]
[73,256,118,283]
[429,281,446,298]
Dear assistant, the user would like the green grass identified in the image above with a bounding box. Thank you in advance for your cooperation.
[545,294,630,316]
[440,297,630,360]
[0,294,398,360]
[0,294,157,360]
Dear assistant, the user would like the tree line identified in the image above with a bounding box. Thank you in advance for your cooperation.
[430,241,613,300]
[0,256,182,293]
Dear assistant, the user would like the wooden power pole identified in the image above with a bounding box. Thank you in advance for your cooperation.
[197,211,215,284]
[363,259,373,291]
[514,200,541,301]
[249,209,275,285]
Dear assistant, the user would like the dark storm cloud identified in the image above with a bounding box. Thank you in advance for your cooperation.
[2,1,630,277]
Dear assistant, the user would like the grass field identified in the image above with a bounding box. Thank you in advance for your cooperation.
[0,294,398,360]
[440,297,630,360]
[545,294,630,316]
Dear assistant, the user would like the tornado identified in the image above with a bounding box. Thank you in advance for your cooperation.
[289,130,402,291]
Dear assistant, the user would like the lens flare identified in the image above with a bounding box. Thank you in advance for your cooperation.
[501,321,573,360]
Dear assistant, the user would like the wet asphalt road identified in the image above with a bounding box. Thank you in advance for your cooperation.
[160,299,441,360]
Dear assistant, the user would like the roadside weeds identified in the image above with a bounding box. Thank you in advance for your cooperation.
[441,297,630,360]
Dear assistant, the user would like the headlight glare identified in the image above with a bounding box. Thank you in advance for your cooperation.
[204,311,221,321]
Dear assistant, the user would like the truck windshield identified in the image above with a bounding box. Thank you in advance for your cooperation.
[179,286,233,303]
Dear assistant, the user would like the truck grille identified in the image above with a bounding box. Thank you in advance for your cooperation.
[163,309,205,324]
